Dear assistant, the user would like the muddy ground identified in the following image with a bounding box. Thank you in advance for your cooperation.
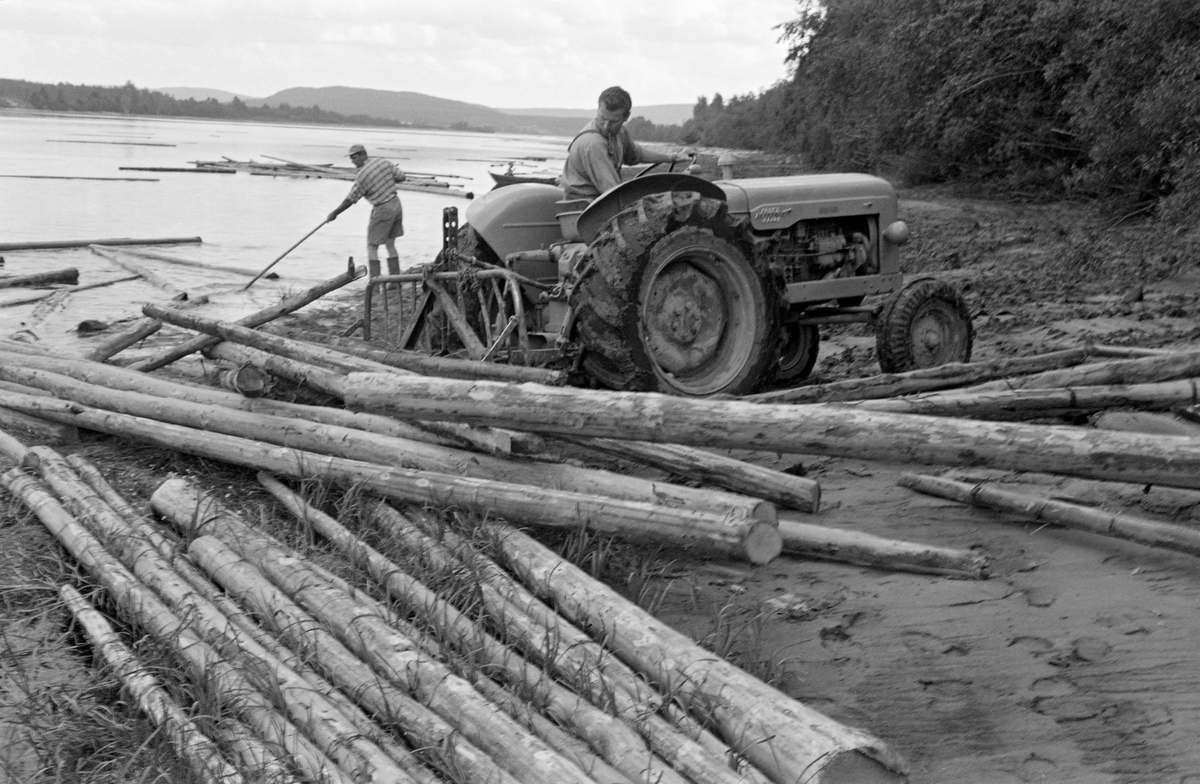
[3,185,1200,783]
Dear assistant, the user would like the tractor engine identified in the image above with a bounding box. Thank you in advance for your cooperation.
[758,217,878,285]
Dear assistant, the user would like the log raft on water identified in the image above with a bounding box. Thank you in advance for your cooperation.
[0,237,201,252]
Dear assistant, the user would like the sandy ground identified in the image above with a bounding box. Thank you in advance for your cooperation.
[3,186,1200,783]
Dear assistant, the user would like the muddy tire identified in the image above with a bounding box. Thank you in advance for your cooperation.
[777,323,819,382]
[570,191,779,396]
[875,277,973,372]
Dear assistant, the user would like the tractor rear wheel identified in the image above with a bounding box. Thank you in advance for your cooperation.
[875,277,973,372]
[571,191,778,396]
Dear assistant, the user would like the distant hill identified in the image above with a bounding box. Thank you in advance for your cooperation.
[155,87,260,102]
[247,86,585,136]
[499,104,693,126]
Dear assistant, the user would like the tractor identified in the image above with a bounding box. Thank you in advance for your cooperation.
[362,162,973,397]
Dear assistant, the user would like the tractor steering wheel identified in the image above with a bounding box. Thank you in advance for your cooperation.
[634,153,694,179]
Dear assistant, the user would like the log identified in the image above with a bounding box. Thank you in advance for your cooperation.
[0,364,773,523]
[27,448,419,784]
[0,237,201,252]
[89,246,186,295]
[340,373,1200,491]
[158,487,596,784]
[263,325,568,385]
[0,426,32,466]
[964,348,1200,392]
[11,395,781,563]
[0,468,353,784]
[59,585,244,784]
[0,274,140,309]
[100,245,265,278]
[1090,410,1200,438]
[0,401,79,445]
[82,294,212,363]
[0,348,483,453]
[355,498,775,784]
[898,473,1200,558]
[837,378,1200,420]
[127,262,364,372]
[145,303,408,375]
[0,268,79,289]
[488,524,910,784]
[568,436,820,513]
[747,347,1094,404]
[257,475,710,784]
[776,513,989,578]
[62,454,439,784]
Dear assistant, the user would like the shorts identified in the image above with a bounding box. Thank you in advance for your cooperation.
[367,197,404,246]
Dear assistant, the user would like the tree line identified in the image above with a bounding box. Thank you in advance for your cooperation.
[0,78,421,130]
[678,0,1200,218]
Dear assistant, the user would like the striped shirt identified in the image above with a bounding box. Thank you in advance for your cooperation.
[346,157,402,206]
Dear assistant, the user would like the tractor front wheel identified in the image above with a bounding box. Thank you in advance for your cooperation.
[875,277,973,373]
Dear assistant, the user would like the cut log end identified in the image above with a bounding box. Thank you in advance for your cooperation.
[745,522,783,565]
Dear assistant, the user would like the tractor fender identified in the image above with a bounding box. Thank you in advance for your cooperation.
[576,173,726,244]
[465,183,565,260]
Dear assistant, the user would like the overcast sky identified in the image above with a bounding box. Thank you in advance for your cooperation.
[0,0,799,109]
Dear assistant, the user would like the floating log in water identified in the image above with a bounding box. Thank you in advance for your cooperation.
[100,245,267,278]
[0,237,201,252]
[0,274,140,310]
[119,166,236,173]
[0,268,79,289]
[47,139,175,147]
[90,246,186,296]
[0,174,158,182]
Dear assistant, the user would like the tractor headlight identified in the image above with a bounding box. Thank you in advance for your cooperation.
[883,220,910,245]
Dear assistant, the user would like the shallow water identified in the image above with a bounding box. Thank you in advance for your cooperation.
[0,111,571,351]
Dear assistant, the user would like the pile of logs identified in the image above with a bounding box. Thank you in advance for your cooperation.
[4,261,1200,782]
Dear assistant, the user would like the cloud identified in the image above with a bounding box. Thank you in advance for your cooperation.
[0,0,797,107]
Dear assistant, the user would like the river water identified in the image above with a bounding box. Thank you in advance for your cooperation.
[0,111,571,349]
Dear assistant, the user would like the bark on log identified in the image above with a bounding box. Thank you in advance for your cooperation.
[0,425,32,466]
[0,237,200,251]
[0,403,79,445]
[837,378,1200,420]
[26,448,419,784]
[264,324,567,385]
[158,489,598,784]
[898,473,1200,558]
[59,584,244,784]
[257,475,709,784]
[128,263,364,372]
[568,436,820,513]
[0,364,772,522]
[487,524,910,784]
[90,245,186,295]
[1090,410,1200,438]
[964,348,1200,393]
[83,294,211,363]
[748,347,1094,404]
[0,349,488,454]
[203,341,349,397]
[341,373,1200,491]
[777,513,989,578]
[0,468,353,784]
[0,268,79,288]
[146,303,407,375]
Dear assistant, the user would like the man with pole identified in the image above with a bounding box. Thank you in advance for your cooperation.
[327,143,407,277]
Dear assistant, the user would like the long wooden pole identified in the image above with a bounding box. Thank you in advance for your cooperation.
[341,373,1200,491]
[488,523,909,784]
[899,472,1200,557]
[243,220,328,290]
[59,585,245,784]
[129,262,363,372]
[9,395,781,563]
[0,469,352,784]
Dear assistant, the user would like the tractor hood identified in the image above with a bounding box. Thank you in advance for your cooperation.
[716,173,898,230]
